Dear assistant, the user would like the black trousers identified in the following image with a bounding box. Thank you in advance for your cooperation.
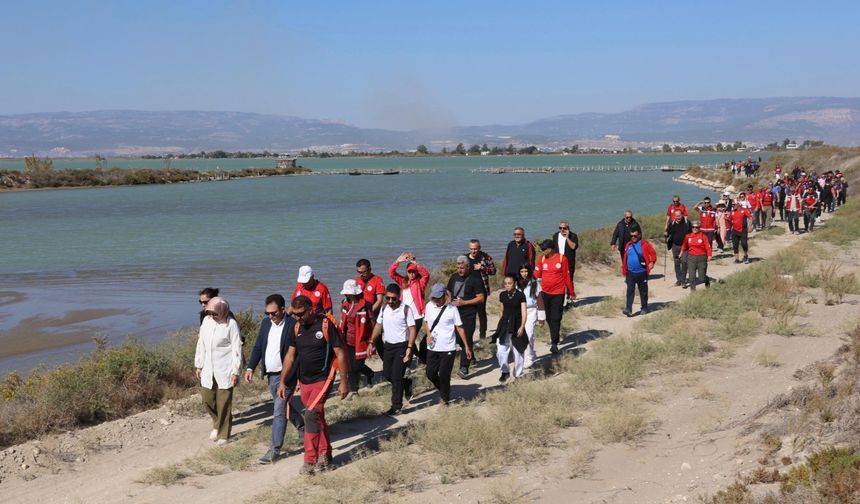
[542,292,565,345]
[732,232,748,255]
[457,313,477,371]
[382,341,410,409]
[345,345,374,392]
[477,302,488,337]
[426,350,456,403]
[625,271,648,312]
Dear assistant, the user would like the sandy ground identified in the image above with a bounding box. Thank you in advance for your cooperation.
[1,209,856,504]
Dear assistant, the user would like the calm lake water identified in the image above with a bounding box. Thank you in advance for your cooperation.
[0,153,757,374]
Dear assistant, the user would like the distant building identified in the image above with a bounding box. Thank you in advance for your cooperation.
[785,142,799,150]
[604,134,621,140]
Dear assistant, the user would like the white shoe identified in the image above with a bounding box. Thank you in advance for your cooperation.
[209,429,218,440]
[215,438,228,446]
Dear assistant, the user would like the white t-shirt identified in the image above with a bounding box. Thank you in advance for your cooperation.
[423,301,462,352]
[264,318,285,373]
[377,303,415,344]
[557,233,566,254]
[402,288,419,320]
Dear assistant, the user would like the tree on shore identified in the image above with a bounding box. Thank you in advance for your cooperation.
[416,144,429,155]
[24,155,54,187]
[468,144,481,155]
[454,143,466,155]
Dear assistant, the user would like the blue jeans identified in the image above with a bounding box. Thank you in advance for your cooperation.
[267,374,304,451]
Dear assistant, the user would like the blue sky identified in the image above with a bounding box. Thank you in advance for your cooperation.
[2,0,858,129]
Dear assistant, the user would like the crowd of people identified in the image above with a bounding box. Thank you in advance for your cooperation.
[191,165,848,474]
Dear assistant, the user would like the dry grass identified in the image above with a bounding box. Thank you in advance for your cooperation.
[589,400,650,443]
[755,351,782,368]
[487,482,533,504]
[137,463,190,486]
[580,296,625,317]
[567,445,597,479]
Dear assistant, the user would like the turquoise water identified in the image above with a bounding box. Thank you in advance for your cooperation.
[0,153,755,374]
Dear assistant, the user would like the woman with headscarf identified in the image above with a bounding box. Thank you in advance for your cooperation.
[194,296,243,445]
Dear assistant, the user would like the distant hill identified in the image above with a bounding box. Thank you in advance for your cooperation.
[1,97,858,156]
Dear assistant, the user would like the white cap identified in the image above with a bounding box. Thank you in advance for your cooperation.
[297,265,313,283]
[340,279,362,296]
[723,190,730,196]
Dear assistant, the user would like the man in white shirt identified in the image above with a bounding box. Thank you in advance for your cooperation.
[423,283,472,405]
[244,294,304,464]
[368,283,417,415]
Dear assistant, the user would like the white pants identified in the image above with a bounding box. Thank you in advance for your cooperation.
[497,332,525,378]
[523,306,538,366]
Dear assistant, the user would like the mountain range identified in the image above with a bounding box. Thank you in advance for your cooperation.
[1,97,858,156]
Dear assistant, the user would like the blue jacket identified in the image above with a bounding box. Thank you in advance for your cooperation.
[247,315,298,387]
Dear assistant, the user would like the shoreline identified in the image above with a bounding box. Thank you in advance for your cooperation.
[0,165,311,193]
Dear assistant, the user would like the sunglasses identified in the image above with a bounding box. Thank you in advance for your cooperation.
[558,226,569,230]
[292,310,307,317]
[384,296,399,302]
[199,300,208,305]
[265,310,281,317]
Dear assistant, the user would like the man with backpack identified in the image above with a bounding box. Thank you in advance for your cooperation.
[368,283,418,415]
[277,295,349,475]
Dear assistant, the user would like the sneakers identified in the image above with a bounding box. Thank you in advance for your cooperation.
[258,448,280,465]
[457,368,468,379]
[209,429,218,441]
[499,372,509,383]
[682,282,689,289]
[622,308,632,317]
[299,463,315,476]
[365,371,375,388]
[385,406,402,416]
[674,281,683,286]
[734,259,741,264]
[345,391,358,400]
[550,345,559,355]
[215,438,228,446]
[640,306,650,315]
[743,256,750,264]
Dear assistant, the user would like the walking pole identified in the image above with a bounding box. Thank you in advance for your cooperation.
[663,243,667,281]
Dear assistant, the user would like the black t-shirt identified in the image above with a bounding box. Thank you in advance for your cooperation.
[499,290,526,330]
[291,318,343,384]
[447,273,486,318]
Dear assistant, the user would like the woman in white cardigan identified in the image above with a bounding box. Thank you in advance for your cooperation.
[194,297,243,444]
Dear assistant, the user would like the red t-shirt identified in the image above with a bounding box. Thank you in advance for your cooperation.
[697,206,716,231]
[534,253,575,296]
[761,191,773,206]
[747,192,761,209]
[803,195,818,209]
[293,281,333,314]
[666,203,689,217]
[356,274,385,306]
[680,232,712,257]
[730,208,752,233]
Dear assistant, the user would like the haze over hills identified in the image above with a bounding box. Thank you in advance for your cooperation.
[1,97,858,157]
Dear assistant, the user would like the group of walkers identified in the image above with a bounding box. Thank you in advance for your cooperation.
[192,166,848,475]
[192,222,577,474]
